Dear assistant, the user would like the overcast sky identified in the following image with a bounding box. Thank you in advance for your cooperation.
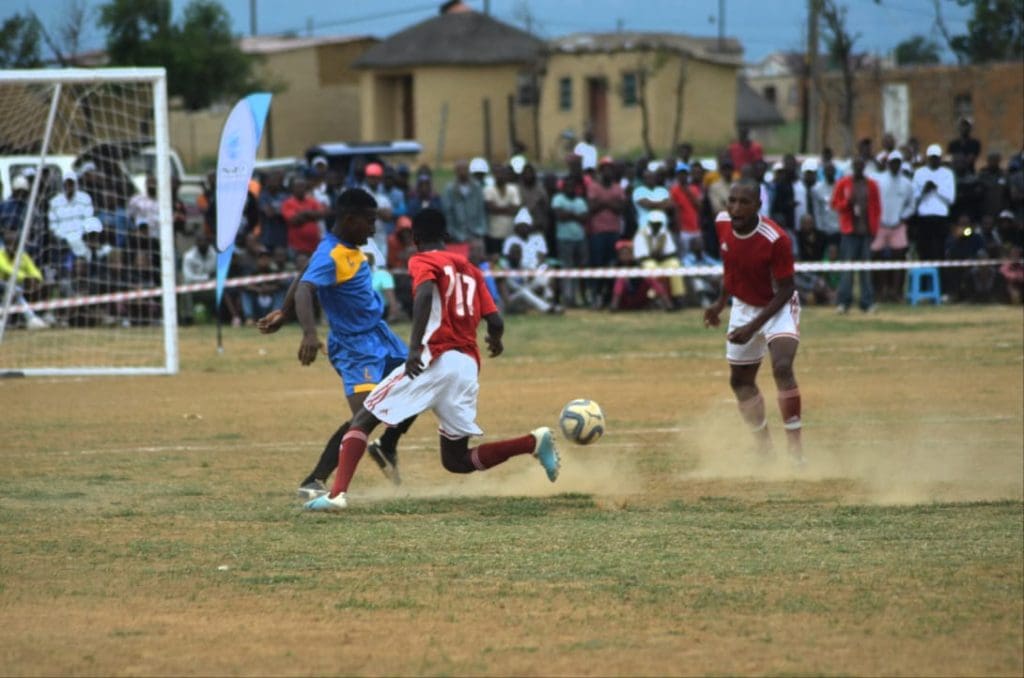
[19,0,974,63]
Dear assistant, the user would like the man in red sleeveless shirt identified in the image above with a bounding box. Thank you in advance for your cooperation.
[703,180,805,466]
[305,208,561,511]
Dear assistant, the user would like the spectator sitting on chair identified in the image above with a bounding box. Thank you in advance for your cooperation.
[610,239,672,311]
[794,214,835,306]
[180,231,218,325]
[500,207,558,314]
[680,234,721,308]
[945,214,988,301]
[241,246,287,325]
[632,209,684,308]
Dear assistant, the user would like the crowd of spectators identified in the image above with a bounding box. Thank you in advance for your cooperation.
[2,116,1022,330]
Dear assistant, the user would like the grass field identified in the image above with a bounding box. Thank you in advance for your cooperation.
[1,304,1022,676]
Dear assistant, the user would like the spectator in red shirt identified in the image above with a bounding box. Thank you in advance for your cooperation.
[281,178,327,257]
[670,162,702,251]
[728,127,764,177]
[831,157,881,313]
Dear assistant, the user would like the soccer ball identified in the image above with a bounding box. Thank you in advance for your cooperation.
[559,399,605,445]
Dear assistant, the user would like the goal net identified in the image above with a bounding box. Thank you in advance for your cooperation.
[0,68,178,376]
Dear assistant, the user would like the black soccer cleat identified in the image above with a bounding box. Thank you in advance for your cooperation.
[367,440,401,486]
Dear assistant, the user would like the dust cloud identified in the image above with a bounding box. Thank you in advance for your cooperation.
[680,401,1024,505]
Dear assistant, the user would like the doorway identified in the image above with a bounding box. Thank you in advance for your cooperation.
[587,77,609,148]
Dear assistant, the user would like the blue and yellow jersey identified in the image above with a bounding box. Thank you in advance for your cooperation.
[301,233,384,337]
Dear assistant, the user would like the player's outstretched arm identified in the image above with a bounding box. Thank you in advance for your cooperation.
[405,281,436,379]
[295,282,324,365]
[484,312,504,357]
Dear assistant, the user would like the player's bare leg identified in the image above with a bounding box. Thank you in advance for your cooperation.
[439,429,559,482]
[729,362,773,457]
[768,336,804,466]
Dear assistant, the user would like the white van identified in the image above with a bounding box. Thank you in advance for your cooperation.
[0,155,77,200]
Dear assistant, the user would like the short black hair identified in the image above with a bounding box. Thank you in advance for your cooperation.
[411,207,447,243]
[335,188,377,215]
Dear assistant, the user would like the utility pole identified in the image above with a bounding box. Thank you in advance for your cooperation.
[249,0,256,36]
[804,0,821,153]
[717,0,725,52]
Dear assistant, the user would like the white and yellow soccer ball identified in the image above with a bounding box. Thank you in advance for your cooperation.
[558,399,605,445]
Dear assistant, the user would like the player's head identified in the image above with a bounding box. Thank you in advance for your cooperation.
[411,207,447,250]
[726,179,761,230]
[334,188,378,245]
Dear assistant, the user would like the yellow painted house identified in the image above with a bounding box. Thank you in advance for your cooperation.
[540,33,743,162]
[353,1,543,166]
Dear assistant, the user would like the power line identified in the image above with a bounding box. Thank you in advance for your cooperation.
[262,2,438,38]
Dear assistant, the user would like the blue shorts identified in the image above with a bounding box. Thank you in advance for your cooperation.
[328,321,409,397]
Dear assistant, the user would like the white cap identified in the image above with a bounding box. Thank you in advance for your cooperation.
[509,154,527,175]
[772,161,784,171]
[469,157,490,174]
[83,216,103,234]
[887,150,904,162]
[78,161,97,174]
[926,144,943,157]
[12,175,29,191]
[800,158,819,173]
[646,160,663,173]
[513,206,533,225]
[646,209,667,225]
[62,169,77,183]
[312,155,327,167]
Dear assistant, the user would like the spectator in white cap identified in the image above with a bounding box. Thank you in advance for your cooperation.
[632,208,684,307]
[500,205,559,314]
[469,157,492,188]
[0,175,31,231]
[794,157,819,231]
[871,149,916,301]
[913,143,956,261]
[633,164,672,233]
[48,168,95,264]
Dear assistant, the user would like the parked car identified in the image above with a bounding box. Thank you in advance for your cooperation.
[304,140,422,184]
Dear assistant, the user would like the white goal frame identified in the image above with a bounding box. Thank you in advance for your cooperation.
[0,68,178,376]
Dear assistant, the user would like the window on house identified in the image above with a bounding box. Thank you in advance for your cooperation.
[622,72,639,106]
[517,73,537,106]
[559,77,572,111]
[763,85,777,104]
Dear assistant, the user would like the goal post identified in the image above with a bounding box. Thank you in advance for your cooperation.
[0,68,178,376]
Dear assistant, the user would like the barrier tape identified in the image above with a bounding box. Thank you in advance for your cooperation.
[7,258,1017,314]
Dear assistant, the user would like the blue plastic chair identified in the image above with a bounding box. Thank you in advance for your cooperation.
[906,267,942,305]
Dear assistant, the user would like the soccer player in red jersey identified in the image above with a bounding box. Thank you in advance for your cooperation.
[703,180,805,465]
[305,208,561,511]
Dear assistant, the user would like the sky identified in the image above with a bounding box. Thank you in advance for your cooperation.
[18,0,975,64]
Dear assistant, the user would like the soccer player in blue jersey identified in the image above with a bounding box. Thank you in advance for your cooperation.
[258,188,415,496]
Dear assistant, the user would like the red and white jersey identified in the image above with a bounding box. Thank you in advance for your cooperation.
[715,212,795,307]
[408,249,499,367]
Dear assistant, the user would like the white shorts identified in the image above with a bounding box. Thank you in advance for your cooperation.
[363,350,484,440]
[726,293,801,365]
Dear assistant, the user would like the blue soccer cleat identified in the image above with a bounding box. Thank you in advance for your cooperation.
[303,492,348,512]
[531,427,560,482]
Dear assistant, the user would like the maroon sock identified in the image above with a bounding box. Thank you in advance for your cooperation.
[777,387,802,455]
[469,434,536,470]
[330,428,368,498]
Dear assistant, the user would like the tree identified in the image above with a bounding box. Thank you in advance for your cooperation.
[820,0,857,155]
[34,0,94,66]
[98,0,260,111]
[949,0,1024,63]
[0,13,43,68]
[894,34,941,65]
[174,0,260,110]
